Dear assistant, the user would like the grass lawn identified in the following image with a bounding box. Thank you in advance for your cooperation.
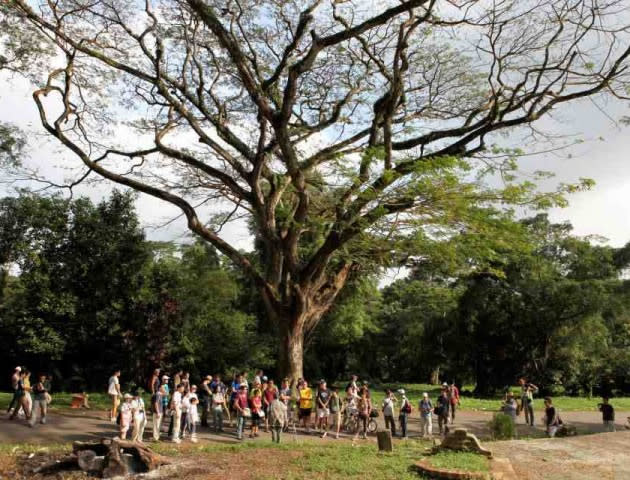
[426,450,490,473]
[0,439,435,479]
[2,385,629,413]
[156,439,435,479]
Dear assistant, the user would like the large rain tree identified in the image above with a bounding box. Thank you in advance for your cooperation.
[2,0,630,380]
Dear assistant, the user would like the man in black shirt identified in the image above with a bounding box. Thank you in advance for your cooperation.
[598,397,615,432]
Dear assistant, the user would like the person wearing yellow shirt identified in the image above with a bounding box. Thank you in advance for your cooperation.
[298,380,313,433]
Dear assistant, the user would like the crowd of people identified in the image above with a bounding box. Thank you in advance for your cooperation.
[107,369,463,443]
[6,367,620,442]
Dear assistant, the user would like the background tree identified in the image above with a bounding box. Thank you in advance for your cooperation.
[3,0,630,380]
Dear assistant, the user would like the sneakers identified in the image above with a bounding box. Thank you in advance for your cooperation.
[172,438,181,444]
[40,418,46,425]
[191,436,198,443]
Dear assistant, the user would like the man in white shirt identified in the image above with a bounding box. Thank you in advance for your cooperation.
[382,389,397,437]
[108,370,121,423]
[170,384,184,443]
[130,391,147,442]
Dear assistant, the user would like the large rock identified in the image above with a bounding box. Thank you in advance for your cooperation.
[433,428,492,458]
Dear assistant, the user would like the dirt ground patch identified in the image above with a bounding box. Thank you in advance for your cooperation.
[490,430,630,480]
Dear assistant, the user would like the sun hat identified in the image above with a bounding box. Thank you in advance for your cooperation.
[262,376,268,382]
[162,375,169,380]
[397,389,405,395]
[15,366,21,372]
[124,393,132,399]
[240,383,248,389]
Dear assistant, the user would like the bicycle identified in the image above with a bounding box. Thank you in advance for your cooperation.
[343,410,377,434]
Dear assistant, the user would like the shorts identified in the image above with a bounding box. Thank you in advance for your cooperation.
[299,408,312,419]
[251,412,261,426]
[317,408,330,418]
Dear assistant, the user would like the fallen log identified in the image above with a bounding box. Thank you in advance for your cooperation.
[32,454,79,474]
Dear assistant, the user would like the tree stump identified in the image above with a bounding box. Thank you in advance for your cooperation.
[30,438,172,478]
[376,430,393,452]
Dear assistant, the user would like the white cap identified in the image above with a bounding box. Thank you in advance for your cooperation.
[15,367,22,372]
[124,393,132,399]
[442,382,448,387]
[161,375,169,380]
[423,392,429,397]
[397,389,405,395]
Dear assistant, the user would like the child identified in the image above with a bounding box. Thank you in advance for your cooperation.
[119,394,133,440]
[598,397,615,432]
[249,386,263,438]
[187,397,199,442]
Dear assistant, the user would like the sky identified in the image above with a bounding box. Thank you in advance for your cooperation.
[1,65,630,266]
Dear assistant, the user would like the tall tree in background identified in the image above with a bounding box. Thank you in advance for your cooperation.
[3,0,630,380]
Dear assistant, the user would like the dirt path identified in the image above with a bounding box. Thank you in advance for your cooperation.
[491,430,630,480]
[1,408,627,445]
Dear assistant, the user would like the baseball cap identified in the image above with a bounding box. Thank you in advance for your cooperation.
[423,392,429,397]
[397,389,405,395]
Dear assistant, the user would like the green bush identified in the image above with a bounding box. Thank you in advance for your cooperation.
[488,413,515,440]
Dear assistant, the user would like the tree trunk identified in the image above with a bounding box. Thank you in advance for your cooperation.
[278,322,304,386]
[430,367,440,385]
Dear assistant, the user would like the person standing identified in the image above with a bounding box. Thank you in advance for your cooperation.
[160,375,170,435]
[119,394,133,440]
[198,376,212,428]
[329,386,342,439]
[279,378,293,430]
[249,385,263,438]
[173,370,183,389]
[298,380,314,433]
[448,382,460,423]
[170,384,184,444]
[599,397,615,432]
[7,367,22,414]
[436,388,450,435]
[544,397,561,438]
[269,397,288,443]
[212,379,228,432]
[187,396,199,442]
[419,392,433,437]
[149,369,160,395]
[181,385,198,438]
[519,378,538,427]
[316,380,331,437]
[354,388,372,440]
[151,384,165,442]
[263,379,278,432]
[346,375,359,396]
[398,389,411,438]
[131,391,147,442]
[108,369,122,423]
[29,374,48,427]
[382,389,397,437]
[233,384,250,440]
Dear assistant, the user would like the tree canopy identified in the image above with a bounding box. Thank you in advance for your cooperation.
[2,0,630,379]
